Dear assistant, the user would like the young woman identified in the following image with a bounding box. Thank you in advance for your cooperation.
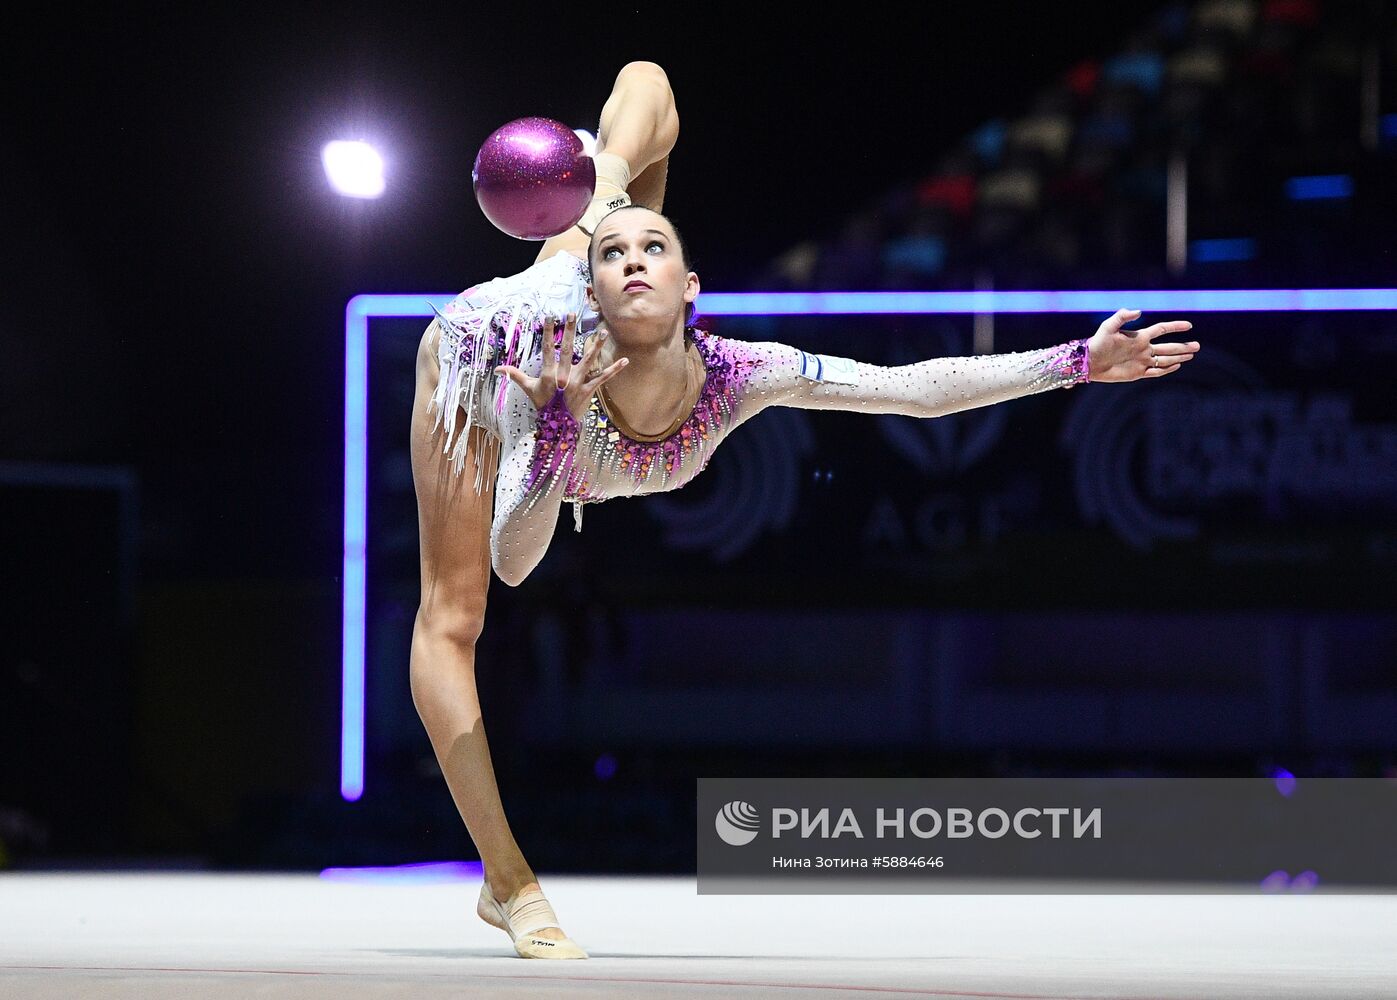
[410,61,1200,960]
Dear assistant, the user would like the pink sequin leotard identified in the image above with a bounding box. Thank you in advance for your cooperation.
[425,251,1090,586]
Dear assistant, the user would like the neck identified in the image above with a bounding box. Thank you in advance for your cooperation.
[596,325,692,431]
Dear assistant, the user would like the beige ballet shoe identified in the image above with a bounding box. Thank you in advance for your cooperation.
[477,879,589,959]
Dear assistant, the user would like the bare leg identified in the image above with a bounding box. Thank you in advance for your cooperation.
[627,151,670,213]
[408,323,569,941]
[592,60,679,179]
[410,63,678,946]
[533,60,679,266]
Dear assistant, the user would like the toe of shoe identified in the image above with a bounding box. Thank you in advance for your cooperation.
[515,934,589,959]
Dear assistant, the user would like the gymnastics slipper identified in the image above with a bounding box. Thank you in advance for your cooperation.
[477,879,589,959]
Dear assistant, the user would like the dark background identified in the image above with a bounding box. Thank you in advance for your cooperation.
[4,2,1394,873]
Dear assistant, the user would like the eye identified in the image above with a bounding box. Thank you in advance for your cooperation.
[601,240,665,260]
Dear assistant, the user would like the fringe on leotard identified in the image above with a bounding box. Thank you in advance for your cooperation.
[425,250,596,495]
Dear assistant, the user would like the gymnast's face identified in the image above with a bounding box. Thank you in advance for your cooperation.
[587,209,698,342]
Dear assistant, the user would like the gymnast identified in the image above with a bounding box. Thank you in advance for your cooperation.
[409,60,1200,959]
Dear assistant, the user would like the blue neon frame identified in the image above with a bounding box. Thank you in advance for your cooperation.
[342,285,1397,800]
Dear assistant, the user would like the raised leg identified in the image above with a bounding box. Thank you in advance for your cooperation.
[408,322,570,944]
[627,151,670,213]
[591,60,679,179]
[533,61,679,266]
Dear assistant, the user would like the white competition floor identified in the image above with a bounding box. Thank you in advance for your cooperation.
[2,872,1395,998]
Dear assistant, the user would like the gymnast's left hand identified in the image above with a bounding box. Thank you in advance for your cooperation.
[496,312,630,423]
[1087,308,1200,383]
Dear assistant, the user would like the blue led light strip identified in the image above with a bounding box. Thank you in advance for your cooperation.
[342,286,1397,800]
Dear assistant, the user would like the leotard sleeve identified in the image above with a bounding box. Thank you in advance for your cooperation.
[488,351,585,588]
[729,336,1090,423]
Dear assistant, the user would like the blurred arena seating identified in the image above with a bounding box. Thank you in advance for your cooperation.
[756,0,1396,292]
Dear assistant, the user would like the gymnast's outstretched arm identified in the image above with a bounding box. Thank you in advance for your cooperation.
[730,309,1198,423]
[730,337,1090,421]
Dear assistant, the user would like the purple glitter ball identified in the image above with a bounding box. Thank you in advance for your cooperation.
[472,116,596,241]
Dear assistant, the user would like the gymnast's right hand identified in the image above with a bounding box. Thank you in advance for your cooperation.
[496,312,629,423]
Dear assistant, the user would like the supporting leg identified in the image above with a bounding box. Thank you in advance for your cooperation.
[408,324,571,945]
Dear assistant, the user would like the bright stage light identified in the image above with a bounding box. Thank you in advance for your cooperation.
[322,140,386,199]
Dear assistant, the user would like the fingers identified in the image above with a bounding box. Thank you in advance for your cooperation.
[552,312,582,386]
[1144,337,1200,381]
[1107,308,1141,333]
[564,310,581,368]
[1108,311,1199,349]
[540,317,560,383]
[1145,319,1195,342]
[577,320,629,389]
[582,323,607,368]
[1144,361,1182,377]
[1143,347,1194,377]
[591,356,630,388]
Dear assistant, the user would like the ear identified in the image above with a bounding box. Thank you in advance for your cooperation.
[684,270,700,304]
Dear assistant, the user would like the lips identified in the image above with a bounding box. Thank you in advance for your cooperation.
[624,280,651,291]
